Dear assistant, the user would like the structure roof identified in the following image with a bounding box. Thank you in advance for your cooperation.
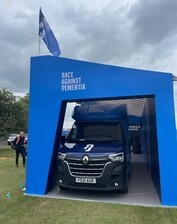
[79,98,147,118]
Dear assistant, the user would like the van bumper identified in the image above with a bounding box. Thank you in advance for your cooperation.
[56,160,125,191]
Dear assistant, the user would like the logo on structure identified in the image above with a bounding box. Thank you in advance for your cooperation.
[61,71,86,91]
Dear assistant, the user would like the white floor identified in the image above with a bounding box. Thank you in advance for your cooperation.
[43,153,161,207]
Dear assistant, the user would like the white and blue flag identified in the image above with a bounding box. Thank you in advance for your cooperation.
[39,8,61,57]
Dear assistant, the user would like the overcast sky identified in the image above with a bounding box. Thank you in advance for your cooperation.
[0,0,177,127]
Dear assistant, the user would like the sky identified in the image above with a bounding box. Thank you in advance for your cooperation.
[0,0,177,127]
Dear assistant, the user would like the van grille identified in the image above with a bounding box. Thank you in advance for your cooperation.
[66,156,109,177]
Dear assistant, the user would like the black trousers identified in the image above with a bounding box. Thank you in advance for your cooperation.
[15,146,26,166]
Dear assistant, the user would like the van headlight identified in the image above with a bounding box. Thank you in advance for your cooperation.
[108,152,124,162]
[58,153,66,160]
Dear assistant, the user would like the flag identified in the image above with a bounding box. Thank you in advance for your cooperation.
[39,8,61,57]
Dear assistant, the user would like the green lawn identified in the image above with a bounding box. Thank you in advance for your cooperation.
[0,146,177,224]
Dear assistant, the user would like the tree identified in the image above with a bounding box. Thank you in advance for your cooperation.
[0,88,16,137]
[14,93,29,133]
[0,88,29,137]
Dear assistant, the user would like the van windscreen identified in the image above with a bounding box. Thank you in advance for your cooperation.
[67,122,123,144]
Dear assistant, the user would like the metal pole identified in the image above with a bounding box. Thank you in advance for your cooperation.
[38,35,41,56]
[38,7,42,56]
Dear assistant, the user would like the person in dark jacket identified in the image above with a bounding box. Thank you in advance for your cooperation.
[14,131,27,167]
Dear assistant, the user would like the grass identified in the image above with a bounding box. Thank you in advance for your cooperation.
[0,146,177,224]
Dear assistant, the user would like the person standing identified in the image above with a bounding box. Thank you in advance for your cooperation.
[14,131,26,167]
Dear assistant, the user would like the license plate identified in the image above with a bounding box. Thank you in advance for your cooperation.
[76,177,96,184]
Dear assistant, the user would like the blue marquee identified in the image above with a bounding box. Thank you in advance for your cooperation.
[26,56,177,206]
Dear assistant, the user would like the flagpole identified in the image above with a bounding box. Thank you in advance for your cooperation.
[38,35,41,56]
[38,7,42,56]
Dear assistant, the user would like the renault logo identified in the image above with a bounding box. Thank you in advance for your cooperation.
[83,155,89,165]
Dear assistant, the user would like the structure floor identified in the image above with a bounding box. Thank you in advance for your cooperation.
[44,153,161,207]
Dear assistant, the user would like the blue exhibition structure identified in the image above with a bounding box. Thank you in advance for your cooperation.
[26,56,177,206]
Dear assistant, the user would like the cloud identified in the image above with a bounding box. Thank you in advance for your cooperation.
[0,5,38,93]
[0,0,176,126]
[128,0,177,45]
[0,0,177,99]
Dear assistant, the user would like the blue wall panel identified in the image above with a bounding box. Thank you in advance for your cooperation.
[26,56,177,206]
